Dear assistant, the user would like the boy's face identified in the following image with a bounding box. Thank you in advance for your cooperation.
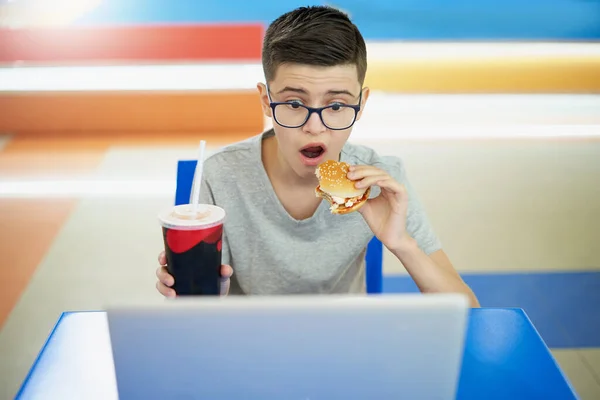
[257,63,369,180]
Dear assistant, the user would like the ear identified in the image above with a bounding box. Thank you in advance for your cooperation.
[256,83,273,118]
[355,87,370,122]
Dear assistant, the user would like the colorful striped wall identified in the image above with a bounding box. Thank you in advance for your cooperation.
[1,0,599,135]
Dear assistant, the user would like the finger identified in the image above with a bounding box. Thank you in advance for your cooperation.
[377,180,407,200]
[219,264,233,296]
[347,166,386,180]
[348,164,375,172]
[158,251,166,266]
[220,264,233,279]
[156,266,174,287]
[156,281,176,298]
[354,174,391,189]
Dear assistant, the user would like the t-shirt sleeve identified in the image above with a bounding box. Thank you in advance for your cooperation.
[380,156,442,255]
[190,171,232,267]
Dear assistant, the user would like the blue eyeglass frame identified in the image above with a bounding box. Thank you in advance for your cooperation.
[267,88,363,131]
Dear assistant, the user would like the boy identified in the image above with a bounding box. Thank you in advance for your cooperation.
[156,6,480,307]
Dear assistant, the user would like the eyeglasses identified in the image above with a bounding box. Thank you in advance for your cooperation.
[268,89,362,131]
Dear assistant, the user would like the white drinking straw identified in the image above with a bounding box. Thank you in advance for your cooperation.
[191,140,207,214]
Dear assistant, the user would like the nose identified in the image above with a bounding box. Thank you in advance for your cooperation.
[302,110,326,135]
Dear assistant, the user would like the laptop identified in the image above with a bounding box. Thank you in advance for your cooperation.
[106,293,469,399]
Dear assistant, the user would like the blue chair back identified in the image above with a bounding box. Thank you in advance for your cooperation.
[175,160,383,294]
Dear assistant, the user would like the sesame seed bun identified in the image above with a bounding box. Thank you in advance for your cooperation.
[315,160,370,214]
[315,160,366,198]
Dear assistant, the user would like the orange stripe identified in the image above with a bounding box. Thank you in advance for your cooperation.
[0,199,79,328]
[366,57,600,93]
[0,24,263,63]
[0,91,264,135]
[1,131,258,150]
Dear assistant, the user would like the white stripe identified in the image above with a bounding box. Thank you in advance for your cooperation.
[351,124,600,141]
[366,42,600,60]
[0,179,176,198]
[0,64,264,92]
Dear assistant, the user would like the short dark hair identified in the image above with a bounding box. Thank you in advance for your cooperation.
[262,6,367,85]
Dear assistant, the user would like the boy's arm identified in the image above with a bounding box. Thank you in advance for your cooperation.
[380,156,480,307]
[391,241,480,307]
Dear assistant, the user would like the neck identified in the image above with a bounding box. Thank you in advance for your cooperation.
[262,135,318,188]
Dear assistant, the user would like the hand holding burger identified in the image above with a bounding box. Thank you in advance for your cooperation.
[315,160,412,253]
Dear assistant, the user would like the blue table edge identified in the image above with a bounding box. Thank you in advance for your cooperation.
[15,307,576,398]
[507,309,578,397]
[15,311,67,399]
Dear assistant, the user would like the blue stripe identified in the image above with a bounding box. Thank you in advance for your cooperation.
[73,1,320,26]
[72,0,600,40]
[384,271,600,349]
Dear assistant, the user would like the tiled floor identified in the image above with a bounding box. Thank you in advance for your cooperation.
[552,350,600,397]
[0,95,599,399]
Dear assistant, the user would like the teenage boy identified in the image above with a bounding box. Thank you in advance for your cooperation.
[156,6,480,307]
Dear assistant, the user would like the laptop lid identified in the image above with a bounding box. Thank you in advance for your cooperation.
[106,293,469,400]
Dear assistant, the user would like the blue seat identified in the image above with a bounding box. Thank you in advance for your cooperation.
[175,160,383,294]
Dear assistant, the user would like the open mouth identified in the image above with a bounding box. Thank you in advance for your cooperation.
[300,145,325,159]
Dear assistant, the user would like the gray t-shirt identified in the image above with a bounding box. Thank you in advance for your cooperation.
[196,129,441,295]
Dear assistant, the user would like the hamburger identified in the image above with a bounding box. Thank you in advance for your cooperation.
[315,160,371,214]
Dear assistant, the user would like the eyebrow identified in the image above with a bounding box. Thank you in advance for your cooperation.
[276,87,356,97]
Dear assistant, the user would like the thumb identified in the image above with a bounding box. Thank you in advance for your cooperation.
[219,264,233,296]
